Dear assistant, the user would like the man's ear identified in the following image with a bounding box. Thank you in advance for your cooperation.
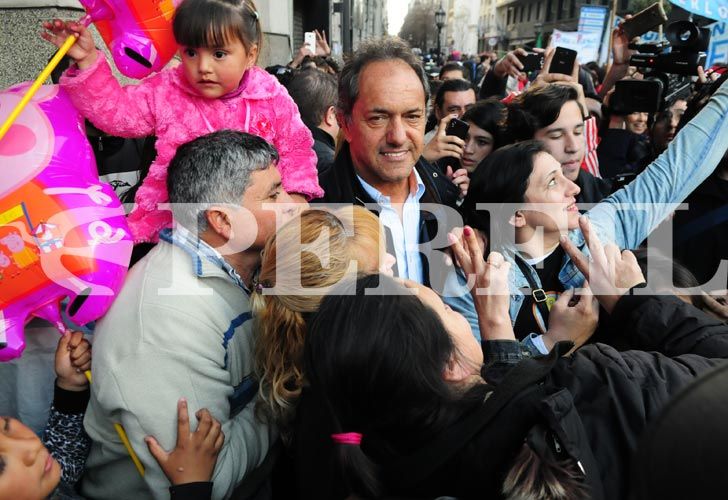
[205,206,233,240]
[510,210,527,228]
[323,105,337,128]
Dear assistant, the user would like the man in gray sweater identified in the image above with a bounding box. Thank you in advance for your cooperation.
[81,131,299,499]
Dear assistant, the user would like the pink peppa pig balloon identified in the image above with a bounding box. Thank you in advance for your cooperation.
[0,82,132,361]
[79,0,183,79]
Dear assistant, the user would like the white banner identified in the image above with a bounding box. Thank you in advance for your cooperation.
[550,30,603,64]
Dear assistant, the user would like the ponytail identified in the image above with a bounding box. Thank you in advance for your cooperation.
[329,425,381,497]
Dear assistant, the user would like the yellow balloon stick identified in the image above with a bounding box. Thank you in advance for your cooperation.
[0,33,78,142]
[83,369,146,476]
[114,423,146,476]
[22,18,146,478]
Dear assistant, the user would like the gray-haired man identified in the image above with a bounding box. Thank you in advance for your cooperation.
[81,130,296,499]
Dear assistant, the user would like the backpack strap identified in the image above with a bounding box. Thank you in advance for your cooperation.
[513,253,551,328]
[385,341,572,487]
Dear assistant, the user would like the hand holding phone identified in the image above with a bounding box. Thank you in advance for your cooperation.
[421,115,468,163]
[548,47,577,76]
[445,117,470,141]
[517,52,544,73]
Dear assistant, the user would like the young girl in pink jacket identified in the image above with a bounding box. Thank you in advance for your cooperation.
[42,0,322,243]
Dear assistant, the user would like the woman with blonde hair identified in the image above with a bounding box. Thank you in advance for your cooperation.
[251,206,393,434]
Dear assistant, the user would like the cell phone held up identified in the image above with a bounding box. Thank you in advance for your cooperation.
[442,117,470,171]
[445,117,470,141]
[549,47,577,75]
[304,31,316,54]
[620,2,668,40]
[517,52,544,73]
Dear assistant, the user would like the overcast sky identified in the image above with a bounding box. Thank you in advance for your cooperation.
[387,0,408,35]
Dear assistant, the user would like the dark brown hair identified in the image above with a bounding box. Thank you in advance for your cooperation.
[173,0,262,60]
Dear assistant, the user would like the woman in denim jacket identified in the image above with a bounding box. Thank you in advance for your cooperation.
[446,76,728,350]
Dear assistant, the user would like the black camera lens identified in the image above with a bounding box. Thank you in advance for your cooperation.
[666,21,710,52]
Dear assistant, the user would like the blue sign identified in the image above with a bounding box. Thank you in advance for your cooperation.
[669,0,728,22]
[707,22,728,65]
[579,5,608,33]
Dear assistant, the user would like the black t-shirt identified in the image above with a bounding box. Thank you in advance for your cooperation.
[514,247,566,339]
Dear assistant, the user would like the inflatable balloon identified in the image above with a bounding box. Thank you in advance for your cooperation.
[0,82,132,361]
[80,0,182,79]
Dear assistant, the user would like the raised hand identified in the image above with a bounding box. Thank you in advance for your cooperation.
[55,331,91,391]
[41,19,97,69]
[145,399,224,486]
[532,48,587,114]
[422,114,466,163]
[559,215,645,313]
[445,165,469,199]
[314,29,331,57]
[493,48,528,80]
[613,15,637,66]
[544,282,599,353]
[449,226,514,340]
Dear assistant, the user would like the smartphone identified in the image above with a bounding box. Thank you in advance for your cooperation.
[445,117,470,140]
[304,31,316,54]
[517,52,544,72]
[620,2,668,40]
[549,47,577,75]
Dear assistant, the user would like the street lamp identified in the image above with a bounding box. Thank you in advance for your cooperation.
[435,4,446,63]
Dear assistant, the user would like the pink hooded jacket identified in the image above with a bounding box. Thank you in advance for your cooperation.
[60,53,322,243]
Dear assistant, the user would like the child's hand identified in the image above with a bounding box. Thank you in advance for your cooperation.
[41,19,97,69]
[146,399,224,486]
[55,331,91,391]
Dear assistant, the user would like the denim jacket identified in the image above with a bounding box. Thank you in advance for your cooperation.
[445,78,728,343]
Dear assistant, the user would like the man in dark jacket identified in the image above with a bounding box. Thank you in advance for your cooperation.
[313,37,461,286]
[285,68,339,173]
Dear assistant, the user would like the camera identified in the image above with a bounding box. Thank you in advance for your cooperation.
[611,20,710,115]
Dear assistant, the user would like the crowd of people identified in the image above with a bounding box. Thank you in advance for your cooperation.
[5,0,728,498]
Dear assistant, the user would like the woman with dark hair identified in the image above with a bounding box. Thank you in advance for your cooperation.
[445,76,728,345]
[457,98,505,173]
[299,231,728,500]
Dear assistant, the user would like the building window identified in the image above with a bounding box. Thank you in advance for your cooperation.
[569,0,576,18]
[520,6,525,22]
[507,8,511,25]
[546,0,553,21]
[528,3,532,21]
[537,2,541,20]
[557,0,564,20]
